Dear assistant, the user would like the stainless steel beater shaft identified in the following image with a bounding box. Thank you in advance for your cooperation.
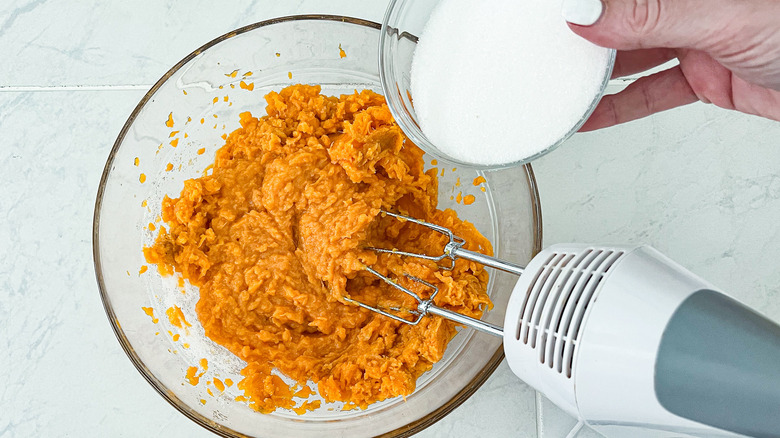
[344,266,503,337]
[342,210,531,336]
[368,211,525,275]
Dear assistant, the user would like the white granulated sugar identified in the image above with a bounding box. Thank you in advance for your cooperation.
[410,0,612,166]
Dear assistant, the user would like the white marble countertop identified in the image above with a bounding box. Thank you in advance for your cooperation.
[1,1,779,437]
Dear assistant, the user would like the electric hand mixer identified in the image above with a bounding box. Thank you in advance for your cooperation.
[346,211,780,438]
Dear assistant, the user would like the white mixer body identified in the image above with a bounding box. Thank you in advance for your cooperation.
[503,244,752,437]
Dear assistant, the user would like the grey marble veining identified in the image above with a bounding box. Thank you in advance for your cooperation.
[534,103,780,322]
[0,90,208,437]
[2,0,780,437]
[416,361,538,438]
[0,0,388,88]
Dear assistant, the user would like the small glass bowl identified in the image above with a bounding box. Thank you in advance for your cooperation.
[378,0,616,170]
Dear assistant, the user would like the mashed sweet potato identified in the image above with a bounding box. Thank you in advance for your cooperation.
[144,85,493,413]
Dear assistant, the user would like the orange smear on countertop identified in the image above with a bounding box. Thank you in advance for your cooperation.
[463,195,476,205]
[139,265,148,274]
[139,173,146,183]
[473,176,486,186]
[339,44,346,58]
[213,378,225,392]
[165,113,174,128]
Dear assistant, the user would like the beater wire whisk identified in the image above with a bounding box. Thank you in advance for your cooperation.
[343,210,527,337]
[366,211,525,275]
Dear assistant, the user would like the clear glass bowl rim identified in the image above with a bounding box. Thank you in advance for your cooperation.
[92,14,544,438]
[378,0,617,170]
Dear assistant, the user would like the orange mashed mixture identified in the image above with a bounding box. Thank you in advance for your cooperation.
[144,85,492,413]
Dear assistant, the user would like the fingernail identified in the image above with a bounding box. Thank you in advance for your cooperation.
[562,0,603,26]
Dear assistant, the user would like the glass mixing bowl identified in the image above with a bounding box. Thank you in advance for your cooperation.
[379,0,616,170]
[93,15,542,438]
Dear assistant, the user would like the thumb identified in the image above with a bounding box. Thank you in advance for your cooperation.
[561,0,730,51]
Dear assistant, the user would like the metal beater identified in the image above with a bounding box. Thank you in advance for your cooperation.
[343,210,523,337]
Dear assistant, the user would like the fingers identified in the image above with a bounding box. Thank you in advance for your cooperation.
[561,0,780,128]
[611,48,677,78]
[731,77,780,122]
[562,0,729,51]
[676,49,735,108]
[579,66,698,131]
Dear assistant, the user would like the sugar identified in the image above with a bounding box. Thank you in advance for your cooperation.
[410,0,612,166]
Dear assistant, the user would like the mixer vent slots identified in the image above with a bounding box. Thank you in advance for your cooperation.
[516,248,625,378]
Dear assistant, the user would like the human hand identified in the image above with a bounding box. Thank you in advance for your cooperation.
[561,0,780,131]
